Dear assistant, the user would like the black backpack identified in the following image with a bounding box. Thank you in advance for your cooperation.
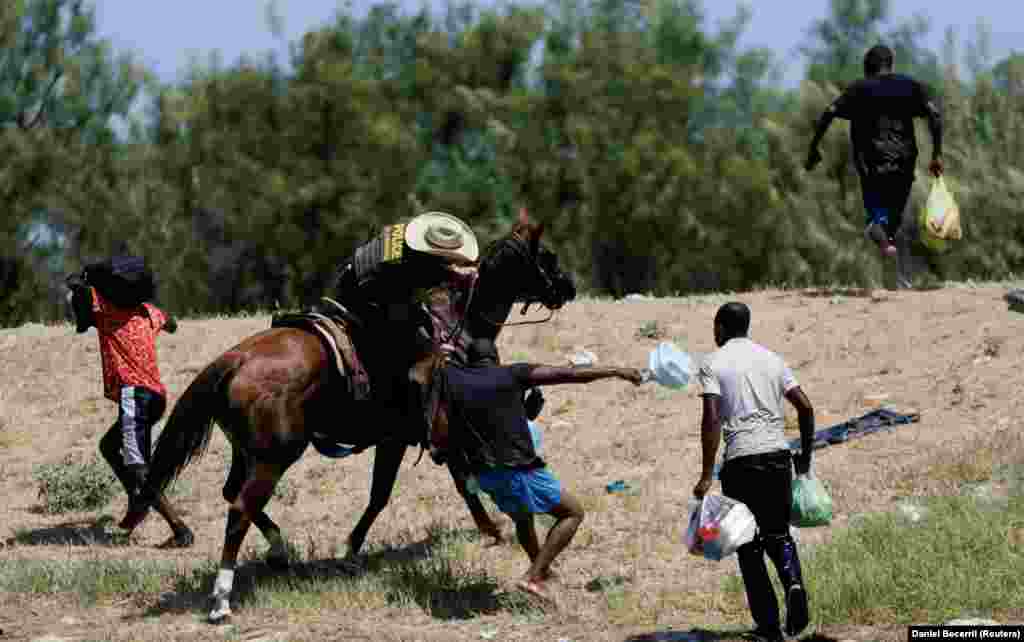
[84,255,156,309]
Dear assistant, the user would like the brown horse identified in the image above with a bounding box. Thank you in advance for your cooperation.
[143,211,575,622]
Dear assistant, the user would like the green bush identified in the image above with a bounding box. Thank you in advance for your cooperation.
[34,455,118,514]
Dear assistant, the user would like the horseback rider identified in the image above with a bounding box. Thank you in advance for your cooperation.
[331,211,482,446]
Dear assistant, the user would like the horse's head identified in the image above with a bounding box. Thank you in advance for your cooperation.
[475,208,576,322]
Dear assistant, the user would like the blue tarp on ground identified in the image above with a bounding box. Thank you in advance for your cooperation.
[713,407,920,479]
[787,407,920,453]
[1006,289,1024,313]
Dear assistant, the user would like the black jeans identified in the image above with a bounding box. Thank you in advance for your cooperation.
[720,450,804,633]
[861,175,915,240]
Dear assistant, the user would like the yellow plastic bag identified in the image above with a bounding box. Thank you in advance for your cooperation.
[919,176,962,253]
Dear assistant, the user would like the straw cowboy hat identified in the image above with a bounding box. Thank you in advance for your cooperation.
[405,211,479,265]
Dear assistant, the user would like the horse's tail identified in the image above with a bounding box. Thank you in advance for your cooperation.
[148,352,243,495]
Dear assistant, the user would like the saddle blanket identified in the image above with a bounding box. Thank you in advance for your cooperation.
[270,311,371,402]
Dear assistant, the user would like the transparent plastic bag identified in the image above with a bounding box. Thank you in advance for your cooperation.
[685,495,757,561]
[791,471,833,527]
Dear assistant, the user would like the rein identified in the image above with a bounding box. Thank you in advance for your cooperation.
[417,229,563,462]
[439,273,476,348]
[478,306,555,328]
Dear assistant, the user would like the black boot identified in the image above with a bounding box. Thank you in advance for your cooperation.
[764,534,809,637]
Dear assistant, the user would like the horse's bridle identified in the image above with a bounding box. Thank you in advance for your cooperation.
[418,231,565,463]
[475,231,562,328]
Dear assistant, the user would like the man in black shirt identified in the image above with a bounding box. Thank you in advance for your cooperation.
[429,340,644,600]
[805,44,943,262]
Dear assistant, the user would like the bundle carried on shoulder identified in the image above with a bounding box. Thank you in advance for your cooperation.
[85,255,156,309]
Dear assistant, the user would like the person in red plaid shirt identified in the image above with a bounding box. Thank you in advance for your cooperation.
[68,265,181,532]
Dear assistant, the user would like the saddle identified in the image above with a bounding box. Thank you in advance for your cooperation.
[270,300,371,402]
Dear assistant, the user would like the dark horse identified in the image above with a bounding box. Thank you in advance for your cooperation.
[143,210,575,621]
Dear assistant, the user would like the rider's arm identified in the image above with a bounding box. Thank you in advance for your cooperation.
[518,364,642,387]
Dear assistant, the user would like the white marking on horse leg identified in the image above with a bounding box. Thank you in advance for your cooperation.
[208,567,234,623]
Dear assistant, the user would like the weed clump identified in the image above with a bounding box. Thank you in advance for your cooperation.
[34,455,117,514]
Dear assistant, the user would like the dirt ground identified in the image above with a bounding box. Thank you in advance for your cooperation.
[2,285,1023,642]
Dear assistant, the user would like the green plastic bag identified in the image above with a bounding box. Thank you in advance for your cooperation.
[918,176,962,253]
[791,471,833,527]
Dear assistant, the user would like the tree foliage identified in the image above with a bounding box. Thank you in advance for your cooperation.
[2,0,1023,326]
[1,0,142,325]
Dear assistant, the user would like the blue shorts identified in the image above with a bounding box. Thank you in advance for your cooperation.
[476,467,562,516]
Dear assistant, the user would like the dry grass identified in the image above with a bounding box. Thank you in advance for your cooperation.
[1,285,1023,641]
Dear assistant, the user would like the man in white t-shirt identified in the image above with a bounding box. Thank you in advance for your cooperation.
[693,302,815,642]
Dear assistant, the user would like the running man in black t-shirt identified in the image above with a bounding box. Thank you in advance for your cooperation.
[805,44,943,259]
[429,340,644,600]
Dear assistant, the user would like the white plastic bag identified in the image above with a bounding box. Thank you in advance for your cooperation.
[685,494,757,561]
[647,341,692,389]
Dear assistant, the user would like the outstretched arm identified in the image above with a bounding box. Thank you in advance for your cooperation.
[805,109,836,171]
[808,109,837,151]
[806,86,857,171]
[522,365,644,387]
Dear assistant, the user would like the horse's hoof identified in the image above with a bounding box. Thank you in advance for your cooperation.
[159,527,194,549]
[209,601,232,623]
[208,608,232,624]
[338,555,365,575]
[266,553,290,571]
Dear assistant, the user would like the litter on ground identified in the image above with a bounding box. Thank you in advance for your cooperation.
[712,407,921,479]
